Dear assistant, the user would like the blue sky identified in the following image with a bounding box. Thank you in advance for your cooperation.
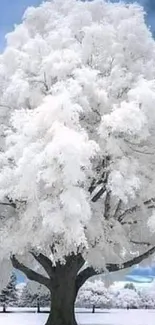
[126,265,155,283]
[0,0,42,49]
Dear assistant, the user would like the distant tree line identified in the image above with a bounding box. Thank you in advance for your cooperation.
[0,276,155,310]
[76,280,155,309]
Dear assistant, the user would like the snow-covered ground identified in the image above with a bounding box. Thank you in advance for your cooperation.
[0,309,155,325]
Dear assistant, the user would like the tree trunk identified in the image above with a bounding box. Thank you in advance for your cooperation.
[45,255,83,325]
[45,289,77,325]
[11,253,85,325]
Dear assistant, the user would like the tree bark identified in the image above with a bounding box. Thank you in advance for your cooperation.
[45,255,83,325]
[46,284,77,325]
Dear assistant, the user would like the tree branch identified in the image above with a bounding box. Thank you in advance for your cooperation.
[0,197,27,210]
[121,220,137,226]
[90,157,110,203]
[144,198,155,205]
[91,186,106,202]
[76,267,97,294]
[104,191,111,220]
[30,251,54,278]
[118,205,139,222]
[107,245,155,272]
[76,246,155,291]
[118,198,155,223]
[113,199,122,219]
[124,138,154,155]
[11,255,50,289]
[130,240,151,247]
[0,201,16,209]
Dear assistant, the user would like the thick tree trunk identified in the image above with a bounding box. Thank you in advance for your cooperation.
[11,253,84,325]
[45,289,77,325]
[45,254,83,325]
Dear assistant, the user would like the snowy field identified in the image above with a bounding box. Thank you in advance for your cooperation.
[0,309,155,325]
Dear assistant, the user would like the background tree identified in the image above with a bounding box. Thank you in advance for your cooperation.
[19,281,50,307]
[124,283,136,291]
[76,279,155,309]
[1,0,155,325]
[0,273,18,307]
[139,289,155,309]
[0,286,9,307]
[19,284,33,307]
[112,288,141,309]
[76,280,112,308]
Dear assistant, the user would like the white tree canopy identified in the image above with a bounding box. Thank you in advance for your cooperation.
[76,279,113,307]
[0,0,155,284]
[112,287,141,308]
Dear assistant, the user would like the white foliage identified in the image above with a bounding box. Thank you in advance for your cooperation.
[0,0,155,280]
[113,288,141,309]
[76,279,155,309]
[76,280,113,308]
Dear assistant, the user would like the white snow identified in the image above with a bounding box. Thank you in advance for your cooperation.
[0,309,155,325]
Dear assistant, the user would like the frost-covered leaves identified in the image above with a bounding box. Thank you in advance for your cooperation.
[0,0,155,268]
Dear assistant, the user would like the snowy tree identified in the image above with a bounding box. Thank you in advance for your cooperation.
[112,288,140,309]
[1,0,155,324]
[19,284,33,307]
[16,282,26,302]
[0,286,9,307]
[39,292,50,308]
[6,273,18,306]
[78,281,155,309]
[124,283,136,291]
[0,273,18,307]
[19,281,50,307]
[139,288,155,309]
[76,279,112,308]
